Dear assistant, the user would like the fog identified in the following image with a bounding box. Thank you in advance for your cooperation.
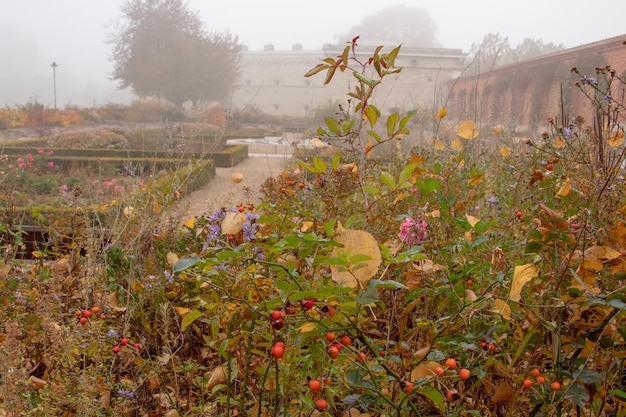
[2,0,625,108]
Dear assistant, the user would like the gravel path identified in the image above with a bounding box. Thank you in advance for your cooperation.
[167,155,290,222]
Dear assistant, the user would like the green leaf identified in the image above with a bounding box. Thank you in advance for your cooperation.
[609,389,626,400]
[417,386,445,414]
[398,163,419,184]
[331,152,342,170]
[181,309,203,331]
[353,72,377,88]
[173,255,202,273]
[573,368,603,384]
[386,45,401,67]
[364,105,379,127]
[313,156,327,173]
[304,63,329,78]
[367,130,381,143]
[416,178,440,194]
[323,65,336,85]
[386,113,400,137]
[369,279,408,290]
[379,171,396,190]
[325,118,341,135]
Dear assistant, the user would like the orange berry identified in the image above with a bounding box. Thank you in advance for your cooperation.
[445,358,457,370]
[325,332,336,342]
[537,376,545,384]
[327,345,340,359]
[356,352,367,364]
[316,398,328,410]
[74,310,83,317]
[401,380,413,393]
[433,366,445,377]
[271,344,284,359]
[522,378,533,389]
[550,381,561,391]
[458,368,470,380]
[270,310,284,321]
[340,335,352,346]
[516,211,523,219]
[309,378,322,393]
[530,368,541,378]
[91,306,100,314]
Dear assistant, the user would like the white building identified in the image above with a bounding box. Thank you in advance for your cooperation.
[231,43,468,117]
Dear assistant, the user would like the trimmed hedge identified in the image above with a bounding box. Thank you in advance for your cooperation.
[2,144,248,168]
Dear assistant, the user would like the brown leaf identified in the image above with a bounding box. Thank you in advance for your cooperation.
[457,120,479,140]
[410,360,441,380]
[206,364,227,390]
[221,212,246,235]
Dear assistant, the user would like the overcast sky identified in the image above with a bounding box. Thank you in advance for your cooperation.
[2,0,625,108]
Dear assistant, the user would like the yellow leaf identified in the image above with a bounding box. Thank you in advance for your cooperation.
[451,139,463,151]
[331,222,382,289]
[553,135,567,149]
[509,264,539,302]
[32,251,43,258]
[434,140,445,151]
[310,137,328,148]
[393,193,410,204]
[184,217,196,229]
[425,209,441,218]
[607,130,624,147]
[221,212,246,235]
[299,322,317,333]
[175,306,192,316]
[469,173,483,186]
[166,252,180,267]
[436,107,448,119]
[365,138,374,158]
[410,360,441,380]
[300,221,314,232]
[500,146,511,157]
[492,125,505,136]
[556,180,571,197]
[231,172,244,183]
[465,214,480,228]
[457,120,479,140]
[492,299,512,320]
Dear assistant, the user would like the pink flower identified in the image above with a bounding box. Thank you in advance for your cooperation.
[398,217,428,246]
[48,161,54,167]
[19,163,27,169]
[59,184,69,194]
[38,149,45,154]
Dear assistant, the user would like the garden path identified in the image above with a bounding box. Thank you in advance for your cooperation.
[167,154,290,223]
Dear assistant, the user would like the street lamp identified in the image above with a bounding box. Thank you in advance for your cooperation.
[50,62,58,110]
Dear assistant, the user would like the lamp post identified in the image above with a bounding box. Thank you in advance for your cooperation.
[50,62,58,110]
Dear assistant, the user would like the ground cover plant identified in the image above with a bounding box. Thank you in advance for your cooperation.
[0,40,625,416]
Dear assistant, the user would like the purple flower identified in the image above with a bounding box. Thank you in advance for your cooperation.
[579,75,597,86]
[116,389,135,398]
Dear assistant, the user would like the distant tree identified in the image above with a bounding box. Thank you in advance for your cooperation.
[468,33,564,71]
[108,0,241,107]
[337,5,440,47]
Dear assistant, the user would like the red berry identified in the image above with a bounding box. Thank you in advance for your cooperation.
[272,319,285,330]
[113,345,121,354]
[488,343,497,352]
[445,358,457,370]
[400,380,413,393]
[327,345,340,359]
[537,376,545,384]
[446,389,459,401]
[551,381,561,391]
[516,211,523,219]
[356,352,367,364]
[79,317,87,325]
[133,343,141,350]
[284,303,297,315]
[270,310,284,321]
[301,298,317,310]
[433,366,444,377]
[546,163,554,171]
[271,344,284,359]
[325,332,336,342]
[339,335,352,346]
[309,378,322,393]
[459,368,470,380]
[522,378,533,389]
[238,205,245,213]
[316,398,328,410]
[82,310,92,318]
[320,305,335,317]
[120,338,129,346]
[275,341,286,349]
[530,368,541,378]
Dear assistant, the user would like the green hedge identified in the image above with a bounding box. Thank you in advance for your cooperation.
[2,144,247,167]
